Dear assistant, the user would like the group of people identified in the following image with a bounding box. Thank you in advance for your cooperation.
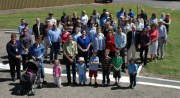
[6,7,171,89]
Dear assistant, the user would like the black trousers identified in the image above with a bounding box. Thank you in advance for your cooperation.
[129,73,137,87]
[102,69,110,84]
[97,50,104,61]
[22,54,30,70]
[140,46,148,65]
[119,48,126,70]
[8,58,21,79]
[65,57,76,83]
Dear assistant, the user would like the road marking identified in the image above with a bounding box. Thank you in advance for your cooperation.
[0,63,180,89]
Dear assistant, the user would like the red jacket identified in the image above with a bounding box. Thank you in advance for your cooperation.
[61,31,70,44]
[105,35,116,51]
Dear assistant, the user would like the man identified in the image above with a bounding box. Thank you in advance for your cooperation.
[117,7,125,19]
[18,19,26,34]
[29,35,46,84]
[32,18,45,40]
[140,9,148,25]
[157,19,167,59]
[63,35,78,85]
[126,25,141,62]
[46,12,57,26]
[48,23,62,62]
[115,27,127,72]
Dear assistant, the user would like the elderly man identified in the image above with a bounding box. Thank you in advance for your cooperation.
[157,19,167,59]
[46,12,57,26]
[126,25,141,62]
[63,35,78,85]
[32,18,45,40]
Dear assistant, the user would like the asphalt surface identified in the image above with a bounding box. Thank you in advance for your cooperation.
[113,0,180,10]
[0,30,180,98]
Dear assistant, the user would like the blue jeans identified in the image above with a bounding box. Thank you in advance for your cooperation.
[50,42,60,60]
[79,74,87,84]
[66,57,76,83]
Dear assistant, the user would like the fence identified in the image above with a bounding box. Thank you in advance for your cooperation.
[0,0,94,10]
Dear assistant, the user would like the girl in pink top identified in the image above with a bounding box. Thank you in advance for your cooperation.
[53,59,62,88]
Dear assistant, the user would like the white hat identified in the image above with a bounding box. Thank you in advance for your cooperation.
[158,19,164,23]
[79,57,85,61]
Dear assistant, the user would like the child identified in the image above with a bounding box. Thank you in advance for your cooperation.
[53,59,62,88]
[128,58,138,89]
[77,57,87,86]
[111,50,123,87]
[100,49,111,86]
[89,50,99,86]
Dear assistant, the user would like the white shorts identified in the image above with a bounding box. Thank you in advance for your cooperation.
[149,41,158,55]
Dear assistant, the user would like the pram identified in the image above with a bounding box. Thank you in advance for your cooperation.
[17,61,42,96]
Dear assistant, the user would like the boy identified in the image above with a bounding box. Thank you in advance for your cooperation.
[100,49,111,86]
[89,50,99,86]
[128,58,138,89]
[111,50,123,87]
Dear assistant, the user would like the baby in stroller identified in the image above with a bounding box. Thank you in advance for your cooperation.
[18,61,41,95]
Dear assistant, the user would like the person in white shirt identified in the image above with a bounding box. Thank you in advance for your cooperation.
[46,12,57,26]
[80,10,88,28]
[149,13,158,25]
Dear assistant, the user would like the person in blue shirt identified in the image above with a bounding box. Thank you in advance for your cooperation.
[18,19,26,34]
[48,23,62,62]
[77,57,87,86]
[77,30,91,67]
[89,50,99,86]
[6,34,22,81]
[128,58,138,89]
[116,7,125,19]
[128,9,135,18]
[29,35,46,84]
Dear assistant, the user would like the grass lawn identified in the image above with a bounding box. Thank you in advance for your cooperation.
[0,3,179,80]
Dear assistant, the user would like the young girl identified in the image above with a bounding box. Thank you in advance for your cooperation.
[128,58,138,89]
[77,57,87,86]
[53,59,62,88]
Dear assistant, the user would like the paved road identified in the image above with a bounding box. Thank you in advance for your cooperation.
[113,0,180,10]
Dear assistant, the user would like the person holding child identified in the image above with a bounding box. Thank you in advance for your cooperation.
[77,57,87,86]
[53,59,62,88]
[128,58,138,89]
[111,50,123,87]
[89,50,99,86]
[100,49,111,86]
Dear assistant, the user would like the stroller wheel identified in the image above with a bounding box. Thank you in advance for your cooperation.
[17,90,21,95]
[28,90,35,96]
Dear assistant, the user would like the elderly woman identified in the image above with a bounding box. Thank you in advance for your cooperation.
[6,34,22,81]
[149,24,159,62]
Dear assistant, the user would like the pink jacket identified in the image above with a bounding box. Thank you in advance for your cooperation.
[53,65,62,77]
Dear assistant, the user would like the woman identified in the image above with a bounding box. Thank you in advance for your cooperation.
[163,13,171,34]
[149,13,158,25]
[105,30,116,59]
[77,30,91,66]
[149,24,159,62]
[6,34,22,81]
[140,29,150,66]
